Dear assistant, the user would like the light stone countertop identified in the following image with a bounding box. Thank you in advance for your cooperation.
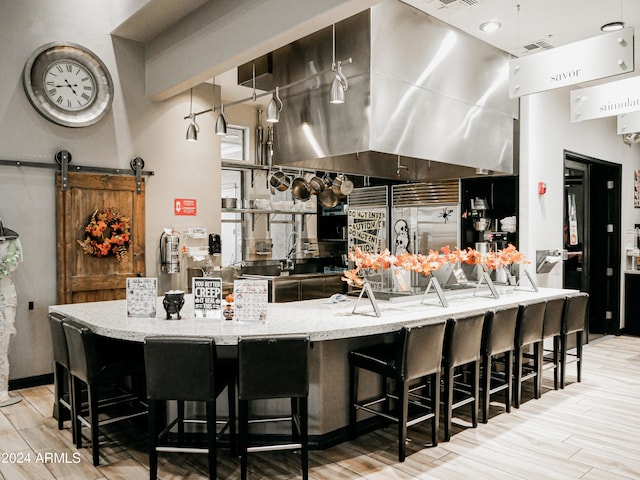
[49,287,578,345]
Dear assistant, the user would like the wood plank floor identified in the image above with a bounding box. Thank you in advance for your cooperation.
[1,335,639,480]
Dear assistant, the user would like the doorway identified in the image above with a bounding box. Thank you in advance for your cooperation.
[563,151,621,340]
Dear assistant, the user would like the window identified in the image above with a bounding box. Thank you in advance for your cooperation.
[221,169,243,265]
[221,125,249,161]
[221,124,249,265]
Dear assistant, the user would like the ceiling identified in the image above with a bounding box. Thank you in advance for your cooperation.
[403,0,639,58]
[216,0,640,103]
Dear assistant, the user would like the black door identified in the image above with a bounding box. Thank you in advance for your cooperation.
[563,152,621,338]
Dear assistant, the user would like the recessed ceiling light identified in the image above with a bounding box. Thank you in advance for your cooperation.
[479,20,502,33]
[601,21,625,32]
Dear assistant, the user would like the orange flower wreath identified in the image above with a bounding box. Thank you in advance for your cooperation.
[77,207,131,262]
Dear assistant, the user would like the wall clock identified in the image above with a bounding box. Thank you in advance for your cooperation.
[23,42,114,128]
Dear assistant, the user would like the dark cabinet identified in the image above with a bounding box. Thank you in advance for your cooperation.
[460,176,518,250]
[317,201,348,260]
[624,273,640,336]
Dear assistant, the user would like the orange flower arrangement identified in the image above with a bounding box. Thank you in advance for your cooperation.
[341,244,528,286]
[77,207,131,262]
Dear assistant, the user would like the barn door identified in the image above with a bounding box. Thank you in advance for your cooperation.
[56,172,145,304]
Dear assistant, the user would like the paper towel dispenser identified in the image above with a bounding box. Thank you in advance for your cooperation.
[536,249,562,274]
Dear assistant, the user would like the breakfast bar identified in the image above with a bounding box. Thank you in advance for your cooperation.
[49,286,578,446]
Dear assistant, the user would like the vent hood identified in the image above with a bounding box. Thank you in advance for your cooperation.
[241,0,518,181]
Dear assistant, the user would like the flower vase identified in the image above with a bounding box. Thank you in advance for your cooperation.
[495,265,508,284]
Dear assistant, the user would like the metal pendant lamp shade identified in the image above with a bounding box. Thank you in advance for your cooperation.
[186,114,199,142]
[330,62,348,104]
[266,86,283,123]
[215,104,228,135]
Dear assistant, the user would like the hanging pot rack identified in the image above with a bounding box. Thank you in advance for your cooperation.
[0,150,153,194]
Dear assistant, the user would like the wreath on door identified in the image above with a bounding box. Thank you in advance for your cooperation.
[77,207,131,262]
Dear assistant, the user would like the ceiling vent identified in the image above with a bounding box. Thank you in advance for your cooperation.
[440,0,480,6]
[517,39,555,56]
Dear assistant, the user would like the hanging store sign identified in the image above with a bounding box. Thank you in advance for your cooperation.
[570,75,640,122]
[617,111,640,134]
[509,28,634,98]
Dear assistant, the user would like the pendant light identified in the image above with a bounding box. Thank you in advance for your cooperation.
[185,88,199,142]
[266,86,283,123]
[330,61,348,104]
[215,103,228,135]
[329,24,348,104]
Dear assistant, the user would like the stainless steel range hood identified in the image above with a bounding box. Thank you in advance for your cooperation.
[242,0,518,181]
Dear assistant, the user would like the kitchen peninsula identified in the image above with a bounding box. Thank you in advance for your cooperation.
[50,286,578,445]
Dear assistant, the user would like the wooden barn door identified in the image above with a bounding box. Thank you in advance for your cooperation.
[56,172,145,304]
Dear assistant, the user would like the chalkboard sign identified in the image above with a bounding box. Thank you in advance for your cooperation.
[126,277,158,318]
[192,277,223,319]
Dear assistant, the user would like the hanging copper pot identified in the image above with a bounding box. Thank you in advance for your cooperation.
[305,173,324,195]
[318,188,338,208]
[268,170,291,192]
[291,176,312,201]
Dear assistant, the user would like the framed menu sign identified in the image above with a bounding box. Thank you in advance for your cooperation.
[233,279,268,323]
[126,277,157,318]
[192,277,223,319]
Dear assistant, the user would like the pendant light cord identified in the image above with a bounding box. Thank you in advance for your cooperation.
[332,24,337,71]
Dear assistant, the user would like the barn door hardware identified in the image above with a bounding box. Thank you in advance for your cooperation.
[0,149,154,193]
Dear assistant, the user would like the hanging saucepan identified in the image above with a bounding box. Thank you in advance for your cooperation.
[269,170,291,192]
[318,187,338,208]
[340,175,354,196]
[331,174,346,199]
[322,173,333,191]
[305,172,324,195]
[291,175,312,202]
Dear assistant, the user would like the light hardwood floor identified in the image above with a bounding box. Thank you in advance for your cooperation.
[1,335,639,480]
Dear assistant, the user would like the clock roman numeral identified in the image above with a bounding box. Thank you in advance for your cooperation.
[84,85,92,91]
[56,65,63,73]
[56,96,63,104]
[67,99,72,108]
[81,77,90,82]
[66,64,73,72]
[81,93,90,101]
[48,88,57,96]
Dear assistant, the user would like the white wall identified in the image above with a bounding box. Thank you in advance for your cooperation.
[519,86,640,328]
[0,1,223,379]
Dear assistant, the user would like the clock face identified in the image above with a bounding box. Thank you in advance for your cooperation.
[44,60,97,112]
[23,42,113,127]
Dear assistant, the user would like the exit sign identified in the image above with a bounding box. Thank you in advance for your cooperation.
[174,198,196,216]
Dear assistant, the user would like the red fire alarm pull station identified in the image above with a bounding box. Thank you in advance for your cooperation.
[174,198,197,216]
[538,182,547,195]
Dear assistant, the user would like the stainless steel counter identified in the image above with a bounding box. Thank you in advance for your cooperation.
[241,272,346,302]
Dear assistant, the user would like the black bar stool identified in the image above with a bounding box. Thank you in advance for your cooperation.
[238,336,310,480]
[144,336,236,480]
[349,321,447,461]
[561,293,589,388]
[62,321,148,466]
[513,301,546,408]
[441,313,486,442]
[47,313,75,442]
[541,297,566,390]
[481,306,518,423]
